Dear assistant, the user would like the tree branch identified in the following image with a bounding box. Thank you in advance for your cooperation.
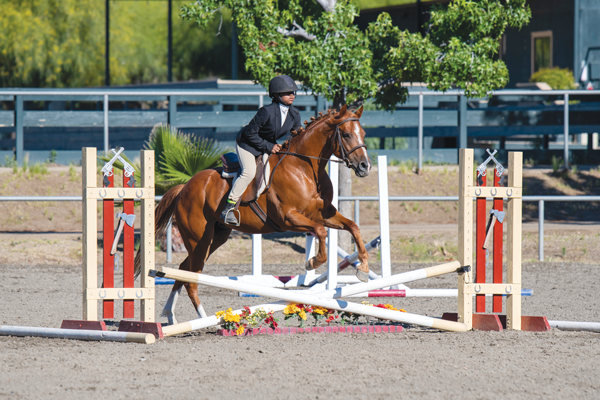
[277,21,316,41]
[316,0,337,12]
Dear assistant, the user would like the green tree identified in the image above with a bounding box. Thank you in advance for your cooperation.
[368,0,531,109]
[180,0,531,251]
[0,0,243,88]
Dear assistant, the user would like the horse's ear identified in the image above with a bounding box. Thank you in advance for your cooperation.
[355,105,363,119]
[335,104,348,119]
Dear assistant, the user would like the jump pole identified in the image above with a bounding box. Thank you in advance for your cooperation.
[548,321,600,333]
[153,261,467,336]
[0,325,155,344]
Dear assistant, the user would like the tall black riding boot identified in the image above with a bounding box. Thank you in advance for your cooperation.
[220,202,239,225]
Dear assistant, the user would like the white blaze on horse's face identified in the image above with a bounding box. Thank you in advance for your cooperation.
[353,122,371,172]
[341,120,370,178]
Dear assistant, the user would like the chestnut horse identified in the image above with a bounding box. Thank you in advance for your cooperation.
[137,105,372,325]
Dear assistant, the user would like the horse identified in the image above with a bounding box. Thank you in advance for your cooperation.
[136,104,372,325]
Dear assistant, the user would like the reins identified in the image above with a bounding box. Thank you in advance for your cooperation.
[245,115,366,232]
[280,117,366,167]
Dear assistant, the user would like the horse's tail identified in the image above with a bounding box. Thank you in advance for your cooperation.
[134,184,185,278]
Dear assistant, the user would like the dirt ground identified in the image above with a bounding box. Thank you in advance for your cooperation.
[1,261,600,399]
[1,164,600,399]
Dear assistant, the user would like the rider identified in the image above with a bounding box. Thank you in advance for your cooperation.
[221,75,303,225]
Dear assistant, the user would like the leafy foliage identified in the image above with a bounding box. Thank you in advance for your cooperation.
[530,67,578,90]
[98,124,227,193]
[182,0,530,110]
[181,0,378,105]
[368,0,531,108]
[0,0,241,87]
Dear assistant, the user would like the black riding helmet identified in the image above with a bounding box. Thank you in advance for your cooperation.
[268,75,299,98]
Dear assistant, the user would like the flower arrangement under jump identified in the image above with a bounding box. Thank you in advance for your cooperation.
[216,303,407,336]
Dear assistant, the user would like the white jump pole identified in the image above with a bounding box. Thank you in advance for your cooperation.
[549,320,600,333]
[0,325,155,344]
[378,155,391,278]
[156,261,466,336]
[252,234,262,276]
[327,157,339,290]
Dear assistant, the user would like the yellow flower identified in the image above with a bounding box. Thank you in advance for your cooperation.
[215,310,226,318]
[224,312,240,323]
[236,326,245,336]
[313,307,325,315]
[299,310,307,320]
[283,304,300,315]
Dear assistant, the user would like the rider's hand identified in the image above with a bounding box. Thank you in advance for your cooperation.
[271,144,282,154]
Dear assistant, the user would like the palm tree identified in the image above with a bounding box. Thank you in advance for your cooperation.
[99,124,228,194]
[98,124,229,255]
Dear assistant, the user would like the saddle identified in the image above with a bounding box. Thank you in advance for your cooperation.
[220,152,282,231]
[220,152,271,203]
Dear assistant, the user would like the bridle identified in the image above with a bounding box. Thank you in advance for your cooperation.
[261,116,368,195]
[280,117,367,171]
[332,117,367,169]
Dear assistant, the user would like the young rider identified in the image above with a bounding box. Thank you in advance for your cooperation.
[221,75,302,225]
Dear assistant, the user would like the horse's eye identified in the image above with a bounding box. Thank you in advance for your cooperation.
[342,132,351,139]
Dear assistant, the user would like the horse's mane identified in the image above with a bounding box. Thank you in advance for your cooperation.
[282,108,341,150]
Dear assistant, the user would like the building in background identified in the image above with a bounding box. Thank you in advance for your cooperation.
[355,0,600,89]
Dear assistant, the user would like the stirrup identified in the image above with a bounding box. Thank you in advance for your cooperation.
[224,208,241,226]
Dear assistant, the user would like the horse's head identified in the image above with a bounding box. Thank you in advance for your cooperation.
[330,105,371,177]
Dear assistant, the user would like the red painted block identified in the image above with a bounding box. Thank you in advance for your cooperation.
[118,320,164,339]
[442,312,502,331]
[498,315,551,332]
[61,320,106,331]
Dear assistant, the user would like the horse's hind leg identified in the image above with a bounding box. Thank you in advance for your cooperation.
[208,223,232,257]
[161,257,188,325]
[181,228,217,320]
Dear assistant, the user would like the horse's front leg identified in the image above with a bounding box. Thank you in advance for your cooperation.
[322,210,370,282]
[285,210,328,271]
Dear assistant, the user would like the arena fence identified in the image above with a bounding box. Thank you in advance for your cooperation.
[0,194,597,262]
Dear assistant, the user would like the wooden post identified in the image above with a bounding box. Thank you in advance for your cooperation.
[140,150,155,322]
[458,148,473,329]
[506,152,523,330]
[123,170,135,319]
[82,148,98,320]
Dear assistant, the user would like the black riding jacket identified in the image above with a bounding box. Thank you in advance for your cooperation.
[236,102,302,156]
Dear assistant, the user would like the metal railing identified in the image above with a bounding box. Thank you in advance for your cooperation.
[2,88,600,168]
[1,194,598,262]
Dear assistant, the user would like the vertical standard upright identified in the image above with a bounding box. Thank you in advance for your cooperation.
[82,147,155,322]
[455,149,548,331]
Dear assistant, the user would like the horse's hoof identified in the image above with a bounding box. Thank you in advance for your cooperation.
[305,257,319,271]
[356,269,369,283]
